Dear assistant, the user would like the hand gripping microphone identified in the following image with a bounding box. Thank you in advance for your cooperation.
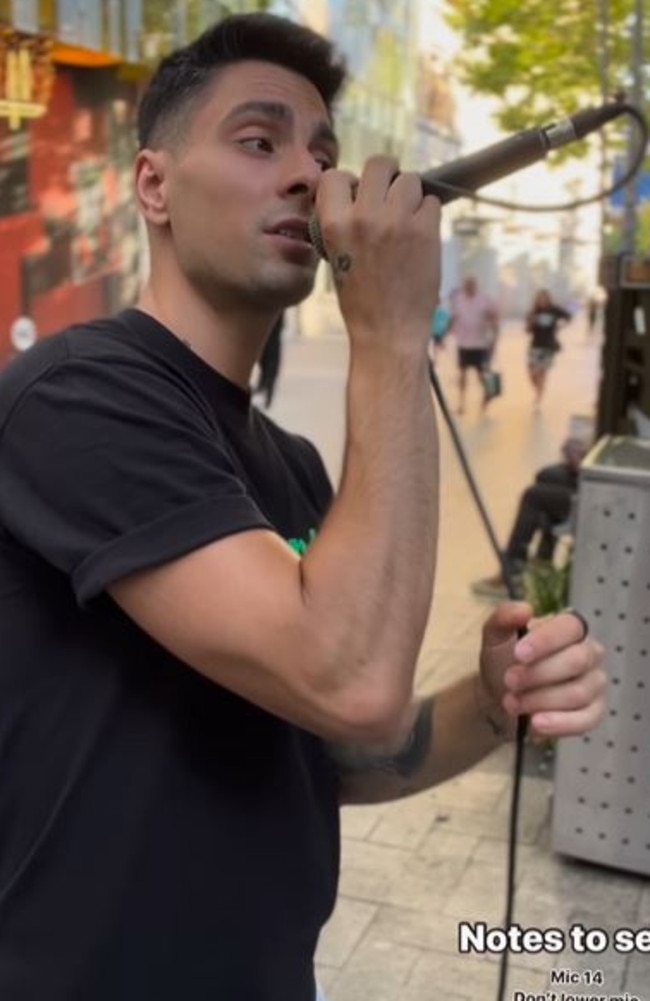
[308,97,629,259]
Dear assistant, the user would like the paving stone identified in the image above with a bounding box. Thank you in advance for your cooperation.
[624,949,650,994]
[442,858,514,925]
[517,857,644,928]
[637,883,650,923]
[316,898,378,968]
[368,792,445,851]
[424,800,545,845]
[337,869,396,906]
[327,930,421,1001]
[399,989,471,1001]
[340,837,411,874]
[477,742,523,776]
[416,829,480,865]
[415,645,482,693]
[329,971,416,1001]
[427,769,512,814]
[315,963,340,992]
[333,969,472,1001]
[419,596,487,652]
[381,854,468,912]
[340,803,385,841]
[471,835,539,869]
[371,902,470,955]
[336,839,412,903]
[493,774,553,842]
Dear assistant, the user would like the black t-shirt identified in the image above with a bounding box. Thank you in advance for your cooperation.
[0,309,340,1000]
[527,305,571,351]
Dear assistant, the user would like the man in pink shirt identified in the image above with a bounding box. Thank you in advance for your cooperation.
[448,275,500,413]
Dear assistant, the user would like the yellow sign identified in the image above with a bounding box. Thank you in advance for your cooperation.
[0,31,55,130]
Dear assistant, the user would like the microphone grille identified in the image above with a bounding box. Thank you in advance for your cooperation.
[308,216,329,261]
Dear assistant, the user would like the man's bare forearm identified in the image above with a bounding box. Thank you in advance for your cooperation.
[300,345,439,734]
[328,675,510,804]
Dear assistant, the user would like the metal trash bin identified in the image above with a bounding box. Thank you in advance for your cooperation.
[552,435,650,876]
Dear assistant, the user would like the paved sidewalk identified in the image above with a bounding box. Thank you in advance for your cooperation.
[267,306,649,1001]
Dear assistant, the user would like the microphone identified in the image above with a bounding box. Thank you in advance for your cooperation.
[309,98,629,259]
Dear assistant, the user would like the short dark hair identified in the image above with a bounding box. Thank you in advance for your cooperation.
[137,13,347,150]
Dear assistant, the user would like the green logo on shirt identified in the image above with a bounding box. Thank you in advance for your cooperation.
[287,528,317,556]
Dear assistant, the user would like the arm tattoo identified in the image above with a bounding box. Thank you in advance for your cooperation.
[327,696,434,780]
[331,252,352,285]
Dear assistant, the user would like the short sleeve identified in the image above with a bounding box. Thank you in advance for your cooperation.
[0,355,271,605]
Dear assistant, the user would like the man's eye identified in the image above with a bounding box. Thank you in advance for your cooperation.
[239,137,274,153]
[315,156,334,173]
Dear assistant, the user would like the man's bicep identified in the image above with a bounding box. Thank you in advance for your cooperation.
[108,528,330,731]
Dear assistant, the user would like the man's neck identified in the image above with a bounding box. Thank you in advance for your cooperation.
[136,281,271,390]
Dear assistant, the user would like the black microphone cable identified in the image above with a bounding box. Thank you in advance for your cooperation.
[427,359,527,1001]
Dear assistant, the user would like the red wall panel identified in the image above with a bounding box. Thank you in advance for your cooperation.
[0,63,141,366]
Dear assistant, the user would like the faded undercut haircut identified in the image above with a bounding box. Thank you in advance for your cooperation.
[137,12,348,150]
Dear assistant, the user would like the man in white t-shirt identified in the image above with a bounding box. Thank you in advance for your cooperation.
[448,275,499,414]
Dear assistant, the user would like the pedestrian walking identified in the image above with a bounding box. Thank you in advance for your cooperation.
[448,275,500,414]
[525,288,572,407]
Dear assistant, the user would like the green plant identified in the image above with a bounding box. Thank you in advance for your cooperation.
[523,558,572,617]
[522,549,573,763]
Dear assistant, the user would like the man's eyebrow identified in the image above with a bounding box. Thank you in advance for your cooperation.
[223,100,339,150]
[312,121,339,152]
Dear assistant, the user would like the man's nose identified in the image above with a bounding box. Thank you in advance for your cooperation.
[281,148,323,198]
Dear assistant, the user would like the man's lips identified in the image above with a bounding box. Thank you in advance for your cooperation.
[265,219,313,246]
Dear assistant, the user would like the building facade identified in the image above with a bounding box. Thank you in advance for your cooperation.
[0,0,250,363]
[272,0,461,334]
[0,1,461,360]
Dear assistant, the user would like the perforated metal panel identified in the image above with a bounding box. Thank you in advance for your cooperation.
[552,436,650,876]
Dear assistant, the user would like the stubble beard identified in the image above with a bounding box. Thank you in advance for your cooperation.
[197,262,317,313]
[181,223,319,313]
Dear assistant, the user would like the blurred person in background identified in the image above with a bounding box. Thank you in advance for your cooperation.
[525,288,572,408]
[428,298,451,364]
[472,436,590,600]
[586,286,606,335]
[253,309,284,408]
[448,275,500,414]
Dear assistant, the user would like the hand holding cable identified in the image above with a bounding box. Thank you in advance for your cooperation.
[477,603,606,741]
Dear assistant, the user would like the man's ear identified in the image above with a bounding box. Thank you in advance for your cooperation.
[135,149,170,226]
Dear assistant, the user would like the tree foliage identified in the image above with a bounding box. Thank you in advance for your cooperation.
[444,0,645,133]
[445,1,649,248]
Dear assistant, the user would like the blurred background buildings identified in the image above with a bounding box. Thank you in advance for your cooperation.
[0,0,628,360]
